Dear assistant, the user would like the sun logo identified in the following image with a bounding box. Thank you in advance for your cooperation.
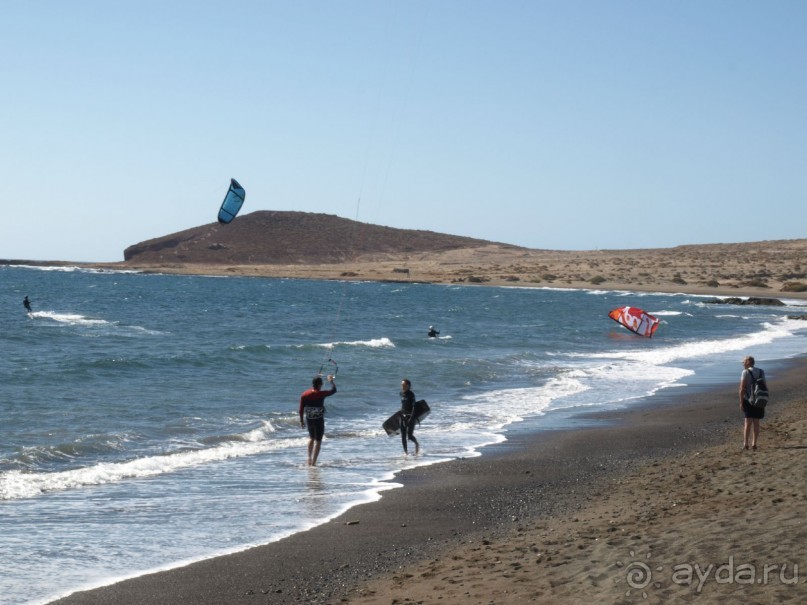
[616,549,664,599]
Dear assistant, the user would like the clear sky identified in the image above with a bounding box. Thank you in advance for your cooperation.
[2,1,805,262]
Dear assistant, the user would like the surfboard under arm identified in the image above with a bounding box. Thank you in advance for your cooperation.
[382,411,402,436]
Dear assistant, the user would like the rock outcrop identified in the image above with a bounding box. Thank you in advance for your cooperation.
[704,297,785,306]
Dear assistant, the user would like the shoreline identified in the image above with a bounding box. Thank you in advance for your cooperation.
[5,248,807,301]
[7,261,807,300]
[48,356,807,605]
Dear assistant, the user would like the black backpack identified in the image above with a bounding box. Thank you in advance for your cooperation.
[748,368,769,408]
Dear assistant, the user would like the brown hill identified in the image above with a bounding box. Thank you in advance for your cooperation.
[123,211,522,265]
[117,213,807,298]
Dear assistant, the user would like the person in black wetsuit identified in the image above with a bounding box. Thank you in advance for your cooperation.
[23,296,32,313]
[400,378,420,456]
[427,326,439,338]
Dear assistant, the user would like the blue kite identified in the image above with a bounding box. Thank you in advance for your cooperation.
[217,179,246,224]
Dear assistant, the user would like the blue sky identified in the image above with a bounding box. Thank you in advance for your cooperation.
[2,1,805,262]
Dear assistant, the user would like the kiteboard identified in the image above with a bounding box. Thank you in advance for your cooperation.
[382,400,430,436]
[413,399,430,422]
[382,411,402,436]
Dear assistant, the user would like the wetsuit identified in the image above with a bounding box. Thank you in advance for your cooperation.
[299,382,336,441]
[23,297,32,312]
[400,388,419,454]
[427,329,439,337]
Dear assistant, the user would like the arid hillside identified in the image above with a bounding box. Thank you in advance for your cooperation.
[106,212,807,298]
[123,211,521,265]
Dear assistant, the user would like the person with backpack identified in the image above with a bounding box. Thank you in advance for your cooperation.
[739,355,767,450]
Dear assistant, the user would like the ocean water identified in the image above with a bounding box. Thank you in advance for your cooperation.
[2,265,806,605]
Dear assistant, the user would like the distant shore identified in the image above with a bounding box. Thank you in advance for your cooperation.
[6,238,807,301]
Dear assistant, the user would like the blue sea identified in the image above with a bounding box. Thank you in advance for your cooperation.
[2,265,807,605]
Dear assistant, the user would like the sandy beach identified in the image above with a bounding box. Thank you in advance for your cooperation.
[344,360,807,605]
[47,353,807,605]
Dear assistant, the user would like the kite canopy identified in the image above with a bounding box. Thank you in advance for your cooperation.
[608,306,660,338]
[217,179,246,224]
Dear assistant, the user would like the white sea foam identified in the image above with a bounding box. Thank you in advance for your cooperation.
[316,337,395,348]
[30,311,110,326]
[8,264,137,275]
[600,323,794,366]
[460,372,591,428]
[0,422,293,501]
[28,311,162,336]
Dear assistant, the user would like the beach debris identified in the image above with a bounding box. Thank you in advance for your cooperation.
[345,520,360,525]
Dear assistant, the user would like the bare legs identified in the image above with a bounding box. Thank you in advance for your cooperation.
[308,439,322,466]
[743,418,760,450]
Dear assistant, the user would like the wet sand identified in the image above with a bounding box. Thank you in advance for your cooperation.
[49,357,807,605]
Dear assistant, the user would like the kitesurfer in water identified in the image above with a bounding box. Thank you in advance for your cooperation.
[23,296,32,313]
[299,374,337,466]
[427,326,439,338]
[400,378,420,456]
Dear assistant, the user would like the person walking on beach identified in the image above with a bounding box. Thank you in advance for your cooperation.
[400,378,420,456]
[740,355,765,450]
[23,296,32,313]
[299,374,337,466]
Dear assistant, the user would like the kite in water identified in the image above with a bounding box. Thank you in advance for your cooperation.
[608,306,660,338]
[217,178,246,224]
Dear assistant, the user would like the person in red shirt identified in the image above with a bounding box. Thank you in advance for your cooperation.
[299,374,337,466]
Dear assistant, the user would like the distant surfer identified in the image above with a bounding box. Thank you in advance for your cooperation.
[399,378,420,456]
[427,325,439,338]
[299,374,337,466]
[23,296,32,313]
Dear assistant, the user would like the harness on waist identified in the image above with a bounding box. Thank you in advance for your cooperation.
[304,406,324,420]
